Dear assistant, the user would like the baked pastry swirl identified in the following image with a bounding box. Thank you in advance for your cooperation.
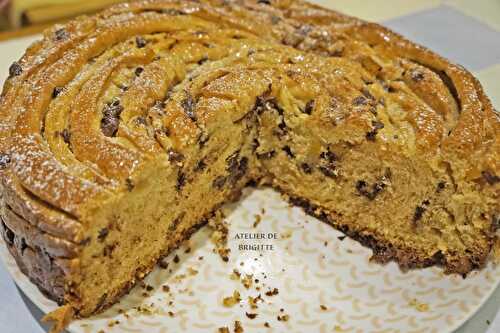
[0,0,498,321]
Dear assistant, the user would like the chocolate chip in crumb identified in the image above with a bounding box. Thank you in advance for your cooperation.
[413,206,426,224]
[97,228,109,242]
[176,172,186,191]
[437,181,446,192]
[282,146,295,158]
[353,96,368,106]
[60,129,71,144]
[181,92,197,121]
[0,154,11,169]
[54,28,69,41]
[135,36,147,48]
[9,62,22,78]
[52,86,64,98]
[366,120,384,141]
[168,149,184,163]
[356,180,385,200]
[173,254,180,263]
[257,0,271,4]
[101,101,123,137]
[197,56,208,65]
[482,171,499,185]
[303,100,314,115]
[301,163,312,174]
[125,178,134,192]
[135,67,144,76]
[194,159,207,172]
[213,176,227,190]
[411,70,425,82]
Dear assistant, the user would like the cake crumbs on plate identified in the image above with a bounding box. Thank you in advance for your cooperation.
[265,288,279,297]
[218,327,230,333]
[234,320,244,333]
[245,312,258,319]
[253,214,262,228]
[223,290,241,307]
[107,320,120,327]
[248,294,262,309]
[230,269,241,280]
[409,298,430,312]
[320,304,328,310]
[241,274,253,289]
[209,210,231,262]
[277,314,290,322]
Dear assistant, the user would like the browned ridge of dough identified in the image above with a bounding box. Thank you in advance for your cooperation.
[0,0,498,319]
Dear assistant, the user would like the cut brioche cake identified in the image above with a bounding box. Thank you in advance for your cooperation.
[0,0,498,324]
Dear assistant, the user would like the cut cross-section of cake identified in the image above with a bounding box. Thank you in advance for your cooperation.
[0,0,498,326]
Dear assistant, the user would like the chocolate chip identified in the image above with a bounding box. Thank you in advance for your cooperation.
[353,96,368,106]
[437,181,446,192]
[0,154,11,169]
[135,67,144,76]
[98,228,109,242]
[297,25,312,36]
[319,150,338,178]
[79,237,91,246]
[54,28,69,41]
[257,0,271,4]
[356,180,385,200]
[176,172,186,191]
[282,146,294,158]
[168,149,184,163]
[52,87,64,98]
[125,178,134,192]
[303,100,314,115]
[197,132,210,148]
[482,171,499,185]
[411,70,425,82]
[319,165,337,178]
[60,129,71,144]
[194,159,207,172]
[181,92,196,121]
[320,150,337,163]
[197,56,208,65]
[135,36,147,48]
[413,206,426,224]
[366,121,384,141]
[8,62,22,78]
[301,163,312,174]
[103,243,116,258]
[101,100,124,137]
[227,153,248,185]
[212,176,226,189]
[256,150,275,160]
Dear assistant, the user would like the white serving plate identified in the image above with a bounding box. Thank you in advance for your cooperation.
[1,188,499,333]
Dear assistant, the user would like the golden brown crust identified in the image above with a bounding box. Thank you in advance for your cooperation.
[0,0,497,318]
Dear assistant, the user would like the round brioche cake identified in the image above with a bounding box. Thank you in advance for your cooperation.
[0,0,498,327]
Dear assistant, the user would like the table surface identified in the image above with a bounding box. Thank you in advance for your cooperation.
[0,0,499,332]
